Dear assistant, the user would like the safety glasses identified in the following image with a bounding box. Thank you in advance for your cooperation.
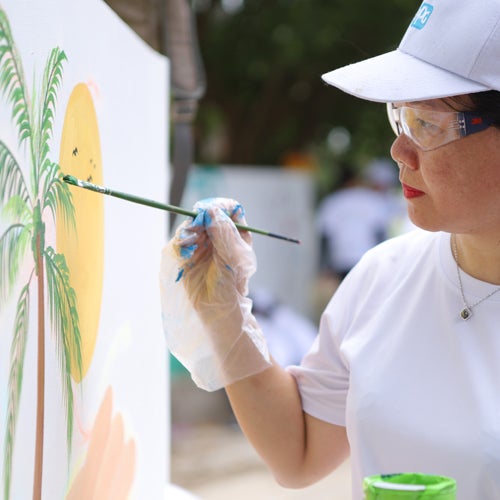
[387,103,492,151]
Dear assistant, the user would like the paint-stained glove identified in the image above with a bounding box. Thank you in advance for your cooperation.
[160,198,271,391]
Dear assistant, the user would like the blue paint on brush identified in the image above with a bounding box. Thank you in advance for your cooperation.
[175,268,184,282]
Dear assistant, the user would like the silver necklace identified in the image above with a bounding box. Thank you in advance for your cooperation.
[452,235,500,320]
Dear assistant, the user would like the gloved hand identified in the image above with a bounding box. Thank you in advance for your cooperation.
[160,198,272,391]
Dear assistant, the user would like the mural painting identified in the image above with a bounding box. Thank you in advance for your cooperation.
[0,2,168,498]
[0,10,81,498]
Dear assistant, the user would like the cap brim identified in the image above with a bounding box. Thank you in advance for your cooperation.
[322,49,490,103]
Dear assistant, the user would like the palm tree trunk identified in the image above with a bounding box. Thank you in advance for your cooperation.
[33,233,45,500]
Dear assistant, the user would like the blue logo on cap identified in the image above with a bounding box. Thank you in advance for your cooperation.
[411,3,433,29]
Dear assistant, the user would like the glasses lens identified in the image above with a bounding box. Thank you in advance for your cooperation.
[389,106,465,151]
[401,107,460,151]
[386,104,491,151]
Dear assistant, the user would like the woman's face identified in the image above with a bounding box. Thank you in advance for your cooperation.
[390,97,500,236]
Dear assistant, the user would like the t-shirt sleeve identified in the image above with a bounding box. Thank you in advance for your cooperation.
[287,294,350,426]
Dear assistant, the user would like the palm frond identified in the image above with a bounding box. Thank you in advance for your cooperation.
[0,222,30,304]
[44,246,82,458]
[28,83,38,192]
[0,140,30,206]
[36,48,66,168]
[0,9,31,147]
[3,280,31,500]
[42,162,75,231]
[1,193,32,224]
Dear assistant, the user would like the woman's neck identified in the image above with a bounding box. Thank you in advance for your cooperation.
[453,233,500,285]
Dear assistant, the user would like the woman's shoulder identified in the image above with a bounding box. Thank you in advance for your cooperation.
[344,229,443,287]
[364,228,440,261]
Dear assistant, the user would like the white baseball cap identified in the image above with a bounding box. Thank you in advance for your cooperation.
[322,0,500,103]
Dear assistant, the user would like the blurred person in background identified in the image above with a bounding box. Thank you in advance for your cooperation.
[250,287,317,367]
[316,159,399,282]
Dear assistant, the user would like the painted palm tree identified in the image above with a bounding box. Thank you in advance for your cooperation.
[0,9,82,500]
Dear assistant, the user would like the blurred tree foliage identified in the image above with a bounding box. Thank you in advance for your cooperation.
[194,0,418,183]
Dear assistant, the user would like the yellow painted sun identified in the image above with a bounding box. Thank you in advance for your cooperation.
[56,83,104,383]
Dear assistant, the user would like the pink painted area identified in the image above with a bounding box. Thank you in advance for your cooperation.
[66,387,136,499]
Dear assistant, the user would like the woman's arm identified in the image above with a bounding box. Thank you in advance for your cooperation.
[161,198,349,485]
[226,361,350,488]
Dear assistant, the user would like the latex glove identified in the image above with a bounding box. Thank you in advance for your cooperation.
[160,198,271,391]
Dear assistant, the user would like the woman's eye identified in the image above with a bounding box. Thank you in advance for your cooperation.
[416,117,441,135]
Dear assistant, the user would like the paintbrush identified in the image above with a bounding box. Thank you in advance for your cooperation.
[62,175,301,244]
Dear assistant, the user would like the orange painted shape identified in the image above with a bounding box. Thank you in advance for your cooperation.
[66,387,136,499]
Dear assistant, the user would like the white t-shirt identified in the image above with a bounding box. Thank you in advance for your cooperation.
[289,230,500,500]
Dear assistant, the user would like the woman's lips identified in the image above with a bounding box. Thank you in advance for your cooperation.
[402,183,425,199]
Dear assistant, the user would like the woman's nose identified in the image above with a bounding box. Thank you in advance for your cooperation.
[390,134,419,171]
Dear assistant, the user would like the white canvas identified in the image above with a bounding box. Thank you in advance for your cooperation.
[0,1,169,498]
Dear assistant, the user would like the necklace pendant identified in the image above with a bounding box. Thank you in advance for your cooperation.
[460,307,472,320]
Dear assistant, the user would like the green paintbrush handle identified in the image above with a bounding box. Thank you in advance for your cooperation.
[62,175,300,244]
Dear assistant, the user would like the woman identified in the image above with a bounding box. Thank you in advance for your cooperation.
[160,1,500,498]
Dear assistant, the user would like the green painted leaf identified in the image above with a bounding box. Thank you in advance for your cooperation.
[3,281,31,500]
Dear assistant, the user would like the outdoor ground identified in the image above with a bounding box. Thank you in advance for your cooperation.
[171,422,352,499]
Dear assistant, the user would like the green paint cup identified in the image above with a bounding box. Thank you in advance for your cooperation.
[363,473,456,499]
